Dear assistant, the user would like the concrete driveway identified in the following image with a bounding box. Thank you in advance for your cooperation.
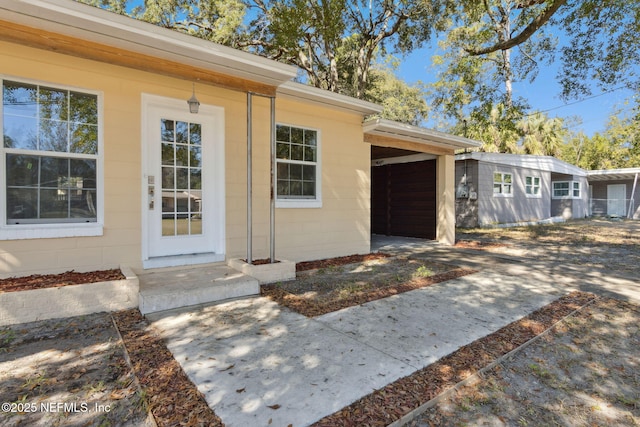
[143,235,636,427]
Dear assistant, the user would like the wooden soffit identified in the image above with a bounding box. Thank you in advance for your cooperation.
[364,133,456,156]
[0,20,278,96]
[363,118,481,156]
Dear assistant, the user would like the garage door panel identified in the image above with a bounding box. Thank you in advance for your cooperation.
[371,160,437,239]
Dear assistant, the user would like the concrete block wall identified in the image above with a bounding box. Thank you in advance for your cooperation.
[0,266,138,326]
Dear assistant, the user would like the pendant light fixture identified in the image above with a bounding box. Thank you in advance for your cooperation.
[187,83,200,114]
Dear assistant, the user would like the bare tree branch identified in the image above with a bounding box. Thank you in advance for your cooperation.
[465,0,567,55]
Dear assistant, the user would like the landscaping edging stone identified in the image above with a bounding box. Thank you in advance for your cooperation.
[228,258,295,284]
[0,265,138,326]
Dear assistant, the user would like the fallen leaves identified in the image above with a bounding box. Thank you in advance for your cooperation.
[262,267,476,318]
[455,240,508,249]
[295,253,391,272]
[311,291,597,427]
[0,269,125,293]
[112,309,223,427]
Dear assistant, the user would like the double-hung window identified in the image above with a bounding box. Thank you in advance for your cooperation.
[2,79,102,239]
[525,176,541,197]
[275,124,321,207]
[493,172,512,196]
[553,181,580,198]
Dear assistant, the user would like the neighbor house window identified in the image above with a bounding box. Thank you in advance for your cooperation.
[2,79,102,238]
[275,124,320,207]
[525,176,541,197]
[493,172,512,196]
[553,181,580,198]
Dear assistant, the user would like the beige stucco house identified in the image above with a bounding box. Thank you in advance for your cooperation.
[0,0,479,282]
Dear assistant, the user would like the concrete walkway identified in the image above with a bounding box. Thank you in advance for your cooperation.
[146,236,600,427]
[146,236,639,426]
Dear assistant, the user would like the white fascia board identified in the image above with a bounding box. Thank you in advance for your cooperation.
[0,0,297,86]
[363,118,481,150]
[587,168,640,181]
[277,81,382,115]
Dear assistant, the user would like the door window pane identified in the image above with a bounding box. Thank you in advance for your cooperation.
[159,118,203,236]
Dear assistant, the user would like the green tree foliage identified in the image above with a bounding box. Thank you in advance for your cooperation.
[518,112,565,156]
[431,0,558,118]
[77,0,440,104]
[461,102,522,153]
[560,132,621,170]
[365,60,429,125]
[458,103,567,156]
[448,0,640,100]
[560,102,640,170]
[559,0,640,100]
[76,0,246,45]
[430,0,639,156]
[75,0,128,14]
[243,0,444,98]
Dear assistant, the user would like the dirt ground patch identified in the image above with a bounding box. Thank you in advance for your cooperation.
[0,310,221,427]
[2,219,638,426]
[0,313,151,427]
[262,255,475,317]
[410,297,640,427]
[457,218,640,276]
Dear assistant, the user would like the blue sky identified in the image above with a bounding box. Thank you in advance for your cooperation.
[396,45,637,137]
[121,0,635,137]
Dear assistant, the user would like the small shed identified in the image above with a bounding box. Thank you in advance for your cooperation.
[587,168,640,219]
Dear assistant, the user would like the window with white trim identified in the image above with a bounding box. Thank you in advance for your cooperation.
[2,79,100,227]
[525,176,541,197]
[276,124,320,206]
[493,172,512,196]
[553,181,580,198]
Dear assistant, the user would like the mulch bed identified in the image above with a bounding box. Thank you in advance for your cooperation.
[0,252,602,426]
[112,309,224,427]
[261,267,476,317]
[311,291,597,427]
[295,253,391,272]
[0,269,125,293]
[110,291,597,427]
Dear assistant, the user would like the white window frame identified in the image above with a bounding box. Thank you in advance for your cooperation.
[0,76,104,240]
[525,176,541,198]
[552,181,581,199]
[493,172,513,197]
[275,123,322,208]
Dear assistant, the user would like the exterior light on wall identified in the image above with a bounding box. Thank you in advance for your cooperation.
[187,83,200,114]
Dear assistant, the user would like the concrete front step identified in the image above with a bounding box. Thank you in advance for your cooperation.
[138,264,259,315]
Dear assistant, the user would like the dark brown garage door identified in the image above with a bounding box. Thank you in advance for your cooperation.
[371,160,437,239]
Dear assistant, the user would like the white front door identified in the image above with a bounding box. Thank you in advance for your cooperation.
[143,95,225,267]
[607,184,627,216]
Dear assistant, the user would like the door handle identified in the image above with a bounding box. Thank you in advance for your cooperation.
[148,176,155,210]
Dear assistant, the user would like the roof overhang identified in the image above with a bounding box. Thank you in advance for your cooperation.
[456,152,587,176]
[277,82,382,115]
[364,118,481,155]
[0,0,297,94]
[587,168,640,182]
